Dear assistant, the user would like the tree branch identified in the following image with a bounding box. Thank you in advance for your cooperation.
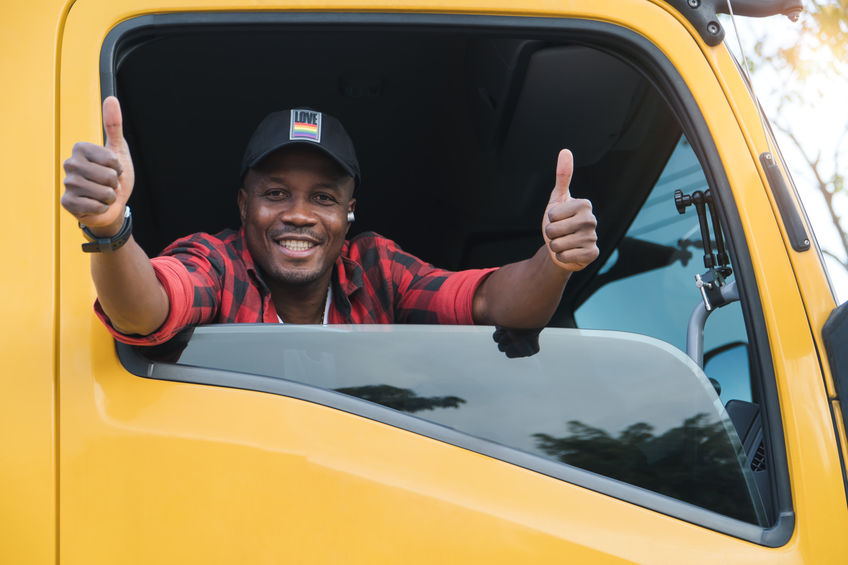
[773,121,848,265]
[822,249,848,272]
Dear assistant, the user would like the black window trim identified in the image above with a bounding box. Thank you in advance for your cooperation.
[102,11,793,546]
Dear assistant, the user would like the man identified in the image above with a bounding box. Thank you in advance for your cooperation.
[62,97,599,345]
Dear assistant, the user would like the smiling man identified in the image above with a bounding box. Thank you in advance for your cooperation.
[61,97,599,345]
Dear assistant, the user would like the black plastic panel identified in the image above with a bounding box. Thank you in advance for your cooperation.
[760,152,811,252]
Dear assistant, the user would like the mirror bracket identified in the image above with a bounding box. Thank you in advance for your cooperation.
[664,0,803,47]
[823,301,848,426]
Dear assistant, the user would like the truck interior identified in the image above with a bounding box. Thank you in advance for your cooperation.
[115,25,681,324]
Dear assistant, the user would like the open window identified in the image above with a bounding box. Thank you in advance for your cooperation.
[105,13,790,544]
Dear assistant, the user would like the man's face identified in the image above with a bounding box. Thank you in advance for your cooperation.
[238,145,356,289]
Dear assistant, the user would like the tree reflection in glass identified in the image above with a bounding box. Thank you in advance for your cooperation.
[336,384,466,413]
[533,413,757,522]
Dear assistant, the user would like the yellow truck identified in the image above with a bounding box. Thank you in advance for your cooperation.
[3,0,847,562]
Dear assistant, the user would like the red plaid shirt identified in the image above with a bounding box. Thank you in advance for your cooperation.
[95,228,497,345]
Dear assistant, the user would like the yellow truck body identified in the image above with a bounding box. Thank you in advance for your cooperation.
[2,0,847,562]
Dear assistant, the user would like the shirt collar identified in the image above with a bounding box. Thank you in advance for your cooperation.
[335,239,364,296]
[236,227,268,292]
[331,242,363,323]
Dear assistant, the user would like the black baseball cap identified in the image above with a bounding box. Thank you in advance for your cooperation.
[240,108,361,187]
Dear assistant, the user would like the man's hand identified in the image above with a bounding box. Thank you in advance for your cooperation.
[542,149,599,272]
[472,148,599,328]
[60,96,169,336]
[62,96,135,236]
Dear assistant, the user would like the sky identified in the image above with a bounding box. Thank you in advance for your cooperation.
[722,9,848,304]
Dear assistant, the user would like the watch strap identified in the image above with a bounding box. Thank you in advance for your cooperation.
[80,206,133,253]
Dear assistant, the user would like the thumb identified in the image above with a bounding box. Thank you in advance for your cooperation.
[548,149,574,204]
[102,96,125,151]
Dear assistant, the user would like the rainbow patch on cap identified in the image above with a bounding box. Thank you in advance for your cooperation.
[290,109,322,142]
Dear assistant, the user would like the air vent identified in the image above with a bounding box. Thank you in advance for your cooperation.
[751,442,767,472]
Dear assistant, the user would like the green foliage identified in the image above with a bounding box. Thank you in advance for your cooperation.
[810,0,848,63]
[758,1,848,78]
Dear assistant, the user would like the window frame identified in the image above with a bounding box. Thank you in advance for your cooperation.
[103,11,793,545]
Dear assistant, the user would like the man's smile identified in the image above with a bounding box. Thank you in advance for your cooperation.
[277,239,317,252]
[269,230,325,259]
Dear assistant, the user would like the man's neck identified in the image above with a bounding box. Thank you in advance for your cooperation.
[267,274,332,324]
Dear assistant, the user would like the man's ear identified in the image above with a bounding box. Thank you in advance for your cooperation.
[237,187,247,224]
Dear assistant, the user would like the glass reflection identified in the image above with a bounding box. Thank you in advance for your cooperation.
[335,384,466,413]
[533,415,755,522]
[170,324,761,522]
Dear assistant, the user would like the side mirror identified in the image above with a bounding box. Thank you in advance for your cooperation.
[704,341,752,401]
[823,301,848,427]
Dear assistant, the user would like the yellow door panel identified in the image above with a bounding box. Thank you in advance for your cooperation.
[0,1,72,563]
[59,335,789,564]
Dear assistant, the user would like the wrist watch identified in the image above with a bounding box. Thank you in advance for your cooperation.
[79,206,133,253]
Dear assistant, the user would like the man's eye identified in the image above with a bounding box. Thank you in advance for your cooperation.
[314,193,338,204]
[264,189,287,200]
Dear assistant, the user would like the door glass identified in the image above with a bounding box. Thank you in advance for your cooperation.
[170,323,765,524]
[575,136,752,405]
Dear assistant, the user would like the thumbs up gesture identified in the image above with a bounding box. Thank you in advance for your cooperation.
[542,149,599,272]
[62,96,135,235]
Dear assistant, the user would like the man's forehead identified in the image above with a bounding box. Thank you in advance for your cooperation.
[246,146,355,193]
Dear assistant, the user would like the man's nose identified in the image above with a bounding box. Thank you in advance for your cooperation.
[280,195,317,226]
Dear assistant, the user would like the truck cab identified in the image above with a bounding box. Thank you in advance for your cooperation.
[3,0,847,562]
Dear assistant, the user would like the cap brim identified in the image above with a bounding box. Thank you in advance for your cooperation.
[241,140,358,186]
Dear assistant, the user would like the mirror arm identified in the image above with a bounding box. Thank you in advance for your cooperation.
[686,280,740,367]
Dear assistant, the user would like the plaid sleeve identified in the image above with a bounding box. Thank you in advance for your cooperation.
[389,241,497,324]
[93,234,226,345]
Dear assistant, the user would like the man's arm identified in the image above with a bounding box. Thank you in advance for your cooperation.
[472,149,598,327]
[62,96,169,335]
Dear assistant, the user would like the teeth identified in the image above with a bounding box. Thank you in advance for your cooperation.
[279,240,315,251]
